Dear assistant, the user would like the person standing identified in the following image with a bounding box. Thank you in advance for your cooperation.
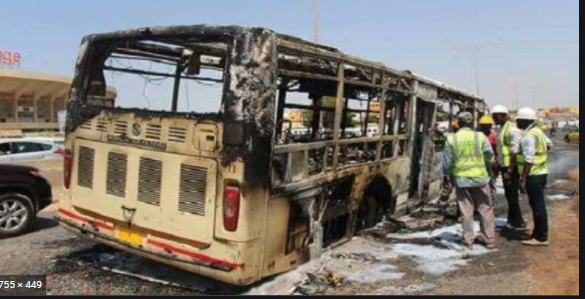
[516,107,552,246]
[491,105,527,230]
[443,112,496,249]
[549,121,557,137]
[478,116,498,206]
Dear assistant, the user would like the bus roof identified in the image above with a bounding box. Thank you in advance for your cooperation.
[81,24,483,104]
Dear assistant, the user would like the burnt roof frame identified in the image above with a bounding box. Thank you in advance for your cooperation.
[81,24,483,102]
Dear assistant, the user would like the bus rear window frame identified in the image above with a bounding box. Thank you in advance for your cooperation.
[80,37,232,115]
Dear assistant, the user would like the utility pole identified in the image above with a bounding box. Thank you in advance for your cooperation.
[453,41,500,96]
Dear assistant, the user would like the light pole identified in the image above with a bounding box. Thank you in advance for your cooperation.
[529,85,538,109]
[453,41,500,96]
[312,0,320,43]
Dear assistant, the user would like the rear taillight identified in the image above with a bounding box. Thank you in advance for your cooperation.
[54,147,65,155]
[223,185,240,232]
[63,149,73,189]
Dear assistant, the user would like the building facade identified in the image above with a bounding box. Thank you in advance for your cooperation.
[0,69,116,136]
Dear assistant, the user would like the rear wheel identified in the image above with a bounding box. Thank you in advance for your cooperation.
[0,193,35,238]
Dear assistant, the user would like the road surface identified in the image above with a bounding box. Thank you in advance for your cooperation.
[0,138,578,295]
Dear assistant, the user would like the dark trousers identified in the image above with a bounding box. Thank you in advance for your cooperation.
[500,166,525,227]
[527,174,549,242]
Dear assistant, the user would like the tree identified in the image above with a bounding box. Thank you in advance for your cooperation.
[301,96,358,128]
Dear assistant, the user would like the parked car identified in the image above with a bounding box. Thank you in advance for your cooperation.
[25,137,65,146]
[0,164,53,238]
[0,139,63,162]
[564,129,579,143]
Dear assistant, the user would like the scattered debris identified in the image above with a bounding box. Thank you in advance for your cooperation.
[387,222,495,275]
[326,273,344,287]
[552,179,570,186]
[547,194,571,201]
[346,265,405,283]
[366,283,438,295]
[245,266,312,295]
[494,218,508,229]
[394,213,443,230]
[62,247,237,295]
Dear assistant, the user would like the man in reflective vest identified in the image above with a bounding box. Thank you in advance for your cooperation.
[443,112,496,249]
[492,105,526,230]
[516,107,552,246]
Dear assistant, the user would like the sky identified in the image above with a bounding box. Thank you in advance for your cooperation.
[0,0,580,112]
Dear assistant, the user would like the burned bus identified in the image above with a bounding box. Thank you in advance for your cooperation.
[55,25,487,286]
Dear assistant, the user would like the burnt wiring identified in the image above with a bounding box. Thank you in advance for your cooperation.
[105,54,224,113]
[141,61,155,109]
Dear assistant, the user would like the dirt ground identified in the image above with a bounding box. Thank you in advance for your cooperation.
[528,167,579,295]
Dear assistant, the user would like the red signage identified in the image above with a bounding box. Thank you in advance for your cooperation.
[0,49,21,65]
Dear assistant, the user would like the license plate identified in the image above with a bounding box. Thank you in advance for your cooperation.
[115,226,143,246]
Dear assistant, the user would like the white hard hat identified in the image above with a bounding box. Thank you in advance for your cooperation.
[491,105,509,114]
[516,107,537,120]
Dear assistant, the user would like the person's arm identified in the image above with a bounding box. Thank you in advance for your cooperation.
[545,134,553,151]
[443,139,453,176]
[482,135,494,169]
[508,127,522,174]
[489,133,498,164]
[443,137,453,187]
[520,135,536,190]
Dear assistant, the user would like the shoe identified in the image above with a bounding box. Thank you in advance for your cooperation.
[522,239,549,246]
[475,237,496,249]
[485,243,497,249]
[506,224,528,231]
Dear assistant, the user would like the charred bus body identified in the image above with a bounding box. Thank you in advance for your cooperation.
[55,25,486,286]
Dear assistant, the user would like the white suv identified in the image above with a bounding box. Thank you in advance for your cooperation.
[0,139,63,162]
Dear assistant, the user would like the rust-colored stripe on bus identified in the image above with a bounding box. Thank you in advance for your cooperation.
[146,239,244,270]
[72,206,211,250]
[58,208,114,231]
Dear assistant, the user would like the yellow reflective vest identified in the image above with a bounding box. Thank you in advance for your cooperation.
[497,121,514,166]
[517,127,548,176]
[447,129,489,178]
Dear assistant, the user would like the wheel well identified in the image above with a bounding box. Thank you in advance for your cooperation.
[364,175,394,214]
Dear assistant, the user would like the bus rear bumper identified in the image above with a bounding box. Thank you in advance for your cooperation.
[54,213,253,286]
